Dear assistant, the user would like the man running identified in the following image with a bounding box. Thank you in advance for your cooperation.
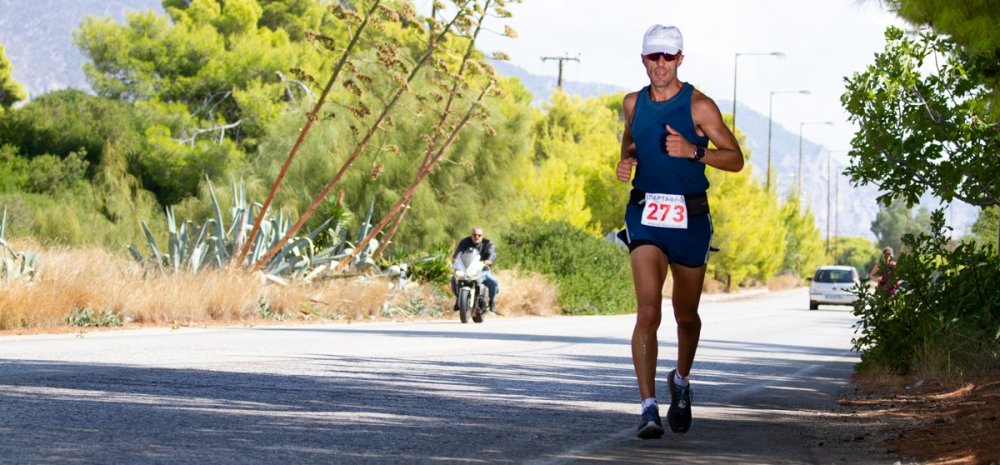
[615,24,744,439]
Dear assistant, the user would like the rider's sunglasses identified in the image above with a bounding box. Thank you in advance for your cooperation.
[472,234,482,237]
[643,52,680,62]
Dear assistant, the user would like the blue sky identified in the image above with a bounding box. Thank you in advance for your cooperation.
[418,0,908,160]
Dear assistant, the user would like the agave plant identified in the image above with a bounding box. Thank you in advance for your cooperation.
[129,178,377,282]
[0,206,41,282]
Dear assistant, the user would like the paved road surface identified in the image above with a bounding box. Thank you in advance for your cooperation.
[0,288,899,464]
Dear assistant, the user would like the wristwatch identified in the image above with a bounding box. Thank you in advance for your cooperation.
[693,146,706,161]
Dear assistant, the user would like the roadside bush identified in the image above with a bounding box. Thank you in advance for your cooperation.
[406,253,452,287]
[0,89,142,171]
[852,210,1000,378]
[502,219,632,315]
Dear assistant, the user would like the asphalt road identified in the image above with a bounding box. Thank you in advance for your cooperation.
[0,288,898,464]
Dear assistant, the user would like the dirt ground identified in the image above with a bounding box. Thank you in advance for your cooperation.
[841,371,1000,465]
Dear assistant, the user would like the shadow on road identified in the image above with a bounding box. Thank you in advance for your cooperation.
[0,328,878,465]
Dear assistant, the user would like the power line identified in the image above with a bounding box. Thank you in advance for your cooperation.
[540,54,579,89]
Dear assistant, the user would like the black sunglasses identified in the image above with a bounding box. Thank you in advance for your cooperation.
[644,52,680,62]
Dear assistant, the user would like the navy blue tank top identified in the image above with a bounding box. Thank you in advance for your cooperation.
[631,83,710,195]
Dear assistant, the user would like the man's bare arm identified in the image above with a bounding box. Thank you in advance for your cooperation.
[617,92,639,182]
[692,93,744,173]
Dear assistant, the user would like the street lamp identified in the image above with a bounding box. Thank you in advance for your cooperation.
[732,51,784,132]
[767,89,810,192]
[797,121,834,193]
[824,150,850,259]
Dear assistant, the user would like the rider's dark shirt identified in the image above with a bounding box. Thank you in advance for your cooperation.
[454,237,496,264]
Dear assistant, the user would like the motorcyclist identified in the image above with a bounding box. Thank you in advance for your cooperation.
[451,226,499,313]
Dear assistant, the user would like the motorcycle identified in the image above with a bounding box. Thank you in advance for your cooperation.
[452,248,489,324]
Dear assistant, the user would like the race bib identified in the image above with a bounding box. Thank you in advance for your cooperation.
[640,193,688,229]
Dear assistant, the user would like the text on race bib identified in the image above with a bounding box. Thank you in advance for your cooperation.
[640,193,688,229]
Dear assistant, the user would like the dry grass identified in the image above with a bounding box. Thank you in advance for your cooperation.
[767,273,804,291]
[0,243,562,333]
[492,269,559,317]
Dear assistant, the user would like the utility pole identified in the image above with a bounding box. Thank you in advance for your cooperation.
[540,54,579,89]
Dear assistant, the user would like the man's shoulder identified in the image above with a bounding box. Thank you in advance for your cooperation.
[690,88,719,109]
[690,89,722,121]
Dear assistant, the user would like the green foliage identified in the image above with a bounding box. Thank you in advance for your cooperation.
[74,5,317,153]
[883,0,1000,121]
[0,145,29,192]
[853,210,1000,376]
[831,236,880,275]
[66,308,123,328]
[136,121,242,205]
[0,130,159,249]
[779,189,824,278]
[25,152,90,194]
[842,27,999,212]
[0,89,142,170]
[0,44,26,110]
[502,219,632,315]
[403,251,452,286]
[513,91,628,235]
[0,145,90,195]
[971,206,998,251]
[870,195,932,254]
[253,73,533,253]
[705,131,786,289]
[0,181,159,249]
[258,0,328,40]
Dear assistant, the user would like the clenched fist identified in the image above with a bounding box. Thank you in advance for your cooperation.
[616,157,637,182]
[665,124,693,159]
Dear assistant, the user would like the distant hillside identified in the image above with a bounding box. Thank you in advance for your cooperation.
[488,59,626,107]
[0,0,163,99]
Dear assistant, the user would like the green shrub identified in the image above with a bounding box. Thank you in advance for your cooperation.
[852,210,1000,378]
[0,89,142,171]
[503,219,632,315]
[66,308,123,328]
[407,253,452,286]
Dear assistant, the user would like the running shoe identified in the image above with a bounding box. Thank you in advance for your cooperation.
[636,404,664,439]
[667,368,692,433]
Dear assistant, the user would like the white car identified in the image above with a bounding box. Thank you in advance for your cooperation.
[808,265,860,310]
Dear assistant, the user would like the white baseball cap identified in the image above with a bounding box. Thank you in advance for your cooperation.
[641,24,683,55]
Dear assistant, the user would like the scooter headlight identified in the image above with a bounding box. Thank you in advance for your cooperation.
[455,270,466,279]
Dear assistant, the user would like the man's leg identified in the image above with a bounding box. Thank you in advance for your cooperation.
[664,262,706,434]
[668,263,707,376]
[630,245,668,438]
[630,245,669,400]
[484,274,498,311]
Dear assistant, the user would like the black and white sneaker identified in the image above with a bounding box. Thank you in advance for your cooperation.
[667,369,692,433]
[636,404,664,439]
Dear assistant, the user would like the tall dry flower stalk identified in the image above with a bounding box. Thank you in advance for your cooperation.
[251,0,480,271]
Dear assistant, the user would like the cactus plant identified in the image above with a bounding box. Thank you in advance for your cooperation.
[129,178,375,282]
[0,206,42,282]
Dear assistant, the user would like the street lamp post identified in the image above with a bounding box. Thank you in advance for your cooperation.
[824,150,849,260]
[825,150,832,258]
[732,51,784,132]
[767,89,810,192]
[834,170,840,262]
[797,121,834,193]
